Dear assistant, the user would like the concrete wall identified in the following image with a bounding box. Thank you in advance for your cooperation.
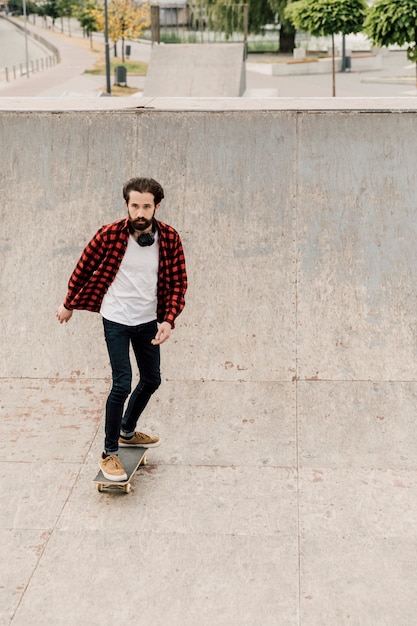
[273,55,382,75]
[1,101,417,386]
[248,54,382,76]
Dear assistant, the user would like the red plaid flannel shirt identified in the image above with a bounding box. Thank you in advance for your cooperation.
[63,218,187,327]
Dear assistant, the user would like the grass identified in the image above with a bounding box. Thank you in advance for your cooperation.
[86,56,148,96]
[101,84,142,96]
[247,40,279,53]
[85,57,148,76]
[160,32,199,44]
[84,55,147,96]
[29,24,146,96]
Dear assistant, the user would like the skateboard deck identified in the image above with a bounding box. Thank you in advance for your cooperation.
[94,446,148,493]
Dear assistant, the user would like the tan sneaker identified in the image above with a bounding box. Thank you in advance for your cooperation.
[119,431,160,448]
[99,454,128,481]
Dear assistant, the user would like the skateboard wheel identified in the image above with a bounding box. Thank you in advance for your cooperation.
[140,455,147,466]
[97,484,104,492]
[124,484,131,493]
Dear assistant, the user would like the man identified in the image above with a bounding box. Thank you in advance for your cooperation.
[56,177,187,481]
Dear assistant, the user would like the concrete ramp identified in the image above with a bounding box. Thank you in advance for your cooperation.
[2,98,417,626]
[143,43,246,97]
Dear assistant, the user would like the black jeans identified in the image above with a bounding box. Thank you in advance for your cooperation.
[102,318,161,454]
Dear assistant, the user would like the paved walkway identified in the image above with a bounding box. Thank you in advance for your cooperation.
[0,16,148,96]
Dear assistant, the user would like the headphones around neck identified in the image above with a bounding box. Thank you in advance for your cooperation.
[137,232,155,247]
[129,221,156,247]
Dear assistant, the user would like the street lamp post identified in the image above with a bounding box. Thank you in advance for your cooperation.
[104,0,111,94]
[22,0,30,78]
[341,33,346,72]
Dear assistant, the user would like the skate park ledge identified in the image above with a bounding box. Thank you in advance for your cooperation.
[1,96,417,111]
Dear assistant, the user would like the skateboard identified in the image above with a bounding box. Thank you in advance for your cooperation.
[93,446,148,493]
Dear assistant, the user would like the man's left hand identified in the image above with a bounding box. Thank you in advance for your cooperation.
[151,321,172,345]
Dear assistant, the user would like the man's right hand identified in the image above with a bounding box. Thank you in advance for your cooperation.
[56,304,73,324]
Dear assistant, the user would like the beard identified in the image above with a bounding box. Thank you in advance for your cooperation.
[128,210,155,233]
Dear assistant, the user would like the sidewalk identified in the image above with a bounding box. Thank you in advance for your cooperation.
[0,17,148,97]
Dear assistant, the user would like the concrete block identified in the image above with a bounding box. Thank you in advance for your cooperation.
[266,54,382,76]
[143,43,246,97]
[271,57,342,76]
[350,54,383,71]
[293,48,306,59]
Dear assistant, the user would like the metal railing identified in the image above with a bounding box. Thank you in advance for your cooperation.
[0,15,60,83]
[1,55,59,82]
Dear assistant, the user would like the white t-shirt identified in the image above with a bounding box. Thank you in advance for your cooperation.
[100,232,159,326]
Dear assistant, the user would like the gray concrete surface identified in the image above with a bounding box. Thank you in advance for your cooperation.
[2,16,417,626]
[1,99,417,626]
[143,43,246,97]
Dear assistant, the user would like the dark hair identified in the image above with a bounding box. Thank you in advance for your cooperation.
[123,177,165,205]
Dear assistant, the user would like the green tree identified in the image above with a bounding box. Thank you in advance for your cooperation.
[7,0,37,14]
[189,0,275,42]
[205,0,247,40]
[57,0,81,35]
[364,0,417,86]
[37,3,48,26]
[93,0,151,61]
[77,1,99,47]
[268,0,296,53]
[285,0,367,96]
[42,0,61,29]
[247,0,275,34]
[180,1,295,51]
